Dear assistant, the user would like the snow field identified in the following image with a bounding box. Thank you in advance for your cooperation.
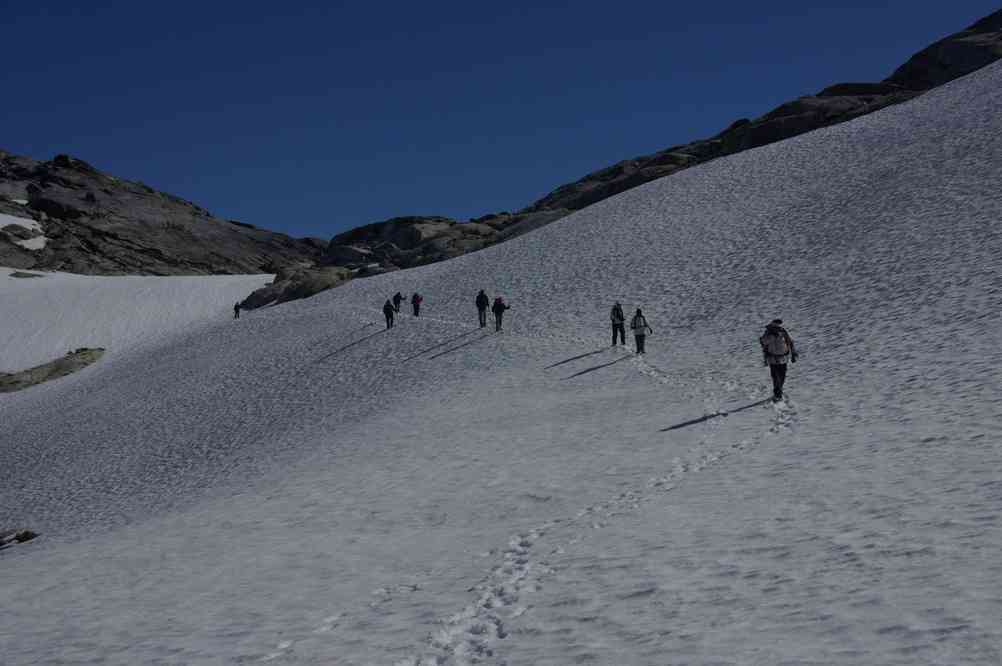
[1,61,1001,664]
[0,269,273,370]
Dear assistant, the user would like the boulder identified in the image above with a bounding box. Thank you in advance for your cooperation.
[240,267,353,309]
[323,244,373,266]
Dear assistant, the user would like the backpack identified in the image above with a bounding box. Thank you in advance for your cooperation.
[761,330,789,356]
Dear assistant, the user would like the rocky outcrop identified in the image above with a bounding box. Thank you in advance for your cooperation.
[887,11,1002,90]
[0,152,325,275]
[0,529,39,551]
[0,348,105,392]
[240,266,354,309]
[313,210,572,274]
[281,9,1002,306]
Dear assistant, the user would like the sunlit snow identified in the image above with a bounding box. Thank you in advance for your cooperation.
[1,62,1000,665]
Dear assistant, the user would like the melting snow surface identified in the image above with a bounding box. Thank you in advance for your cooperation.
[1,63,1001,664]
[0,212,48,250]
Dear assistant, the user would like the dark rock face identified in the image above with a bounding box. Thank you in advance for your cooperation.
[0,152,324,275]
[323,216,492,269]
[240,266,354,309]
[317,211,567,273]
[887,11,1002,90]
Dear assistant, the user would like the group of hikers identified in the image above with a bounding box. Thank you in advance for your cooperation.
[381,289,512,332]
[377,290,799,402]
[238,288,797,402]
[612,304,797,401]
[383,291,423,328]
[609,301,652,354]
[476,290,510,331]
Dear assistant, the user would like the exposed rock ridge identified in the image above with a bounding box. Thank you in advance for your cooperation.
[0,152,325,275]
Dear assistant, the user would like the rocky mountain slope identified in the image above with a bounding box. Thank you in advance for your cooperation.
[243,9,1001,307]
[0,152,324,275]
[4,9,998,302]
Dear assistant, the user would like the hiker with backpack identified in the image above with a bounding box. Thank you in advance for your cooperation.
[476,290,490,328]
[411,292,423,316]
[630,308,652,354]
[392,292,404,313]
[610,301,626,346]
[491,296,510,332]
[759,318,798,402]
[383,299,395,329]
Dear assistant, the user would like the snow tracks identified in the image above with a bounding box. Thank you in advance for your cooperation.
[397,350,798,664]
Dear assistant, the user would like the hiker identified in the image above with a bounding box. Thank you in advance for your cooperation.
[392,292,404,313]
[476,289,490,328]
[610,301,625,346]
[759,318,798,402]
[630,308,652,354]
[491,296,510,332]
[383,299,395,329]
[411,292,423,316]
[233,302,241,319]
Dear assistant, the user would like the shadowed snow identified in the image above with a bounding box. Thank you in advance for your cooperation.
[1,62,1001,665]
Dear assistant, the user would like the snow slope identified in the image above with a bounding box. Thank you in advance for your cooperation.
[1,61,1001,665]
[0,269,272,370]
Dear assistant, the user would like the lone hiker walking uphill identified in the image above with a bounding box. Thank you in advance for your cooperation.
[759,318,798,402]
[476,290,490,328]
[630,308,652,354]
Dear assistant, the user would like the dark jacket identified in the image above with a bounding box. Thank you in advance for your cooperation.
[383,301,395,316]
[476,292,489,310]
[411,293,422,305]
[491,299,509,315]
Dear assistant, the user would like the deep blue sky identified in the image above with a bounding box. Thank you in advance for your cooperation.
[3,1,997,238]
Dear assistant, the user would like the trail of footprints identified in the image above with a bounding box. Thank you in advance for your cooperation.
[404,399,797,664]
[254,402,797,663]
[262,344,795,664]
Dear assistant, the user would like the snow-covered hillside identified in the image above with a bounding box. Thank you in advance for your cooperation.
[2,61,1001,665]
[0,269,271,370]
